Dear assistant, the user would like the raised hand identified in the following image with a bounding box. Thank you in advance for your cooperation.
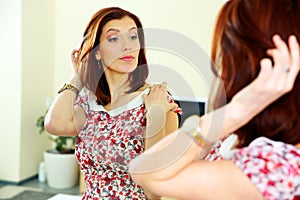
[231,35,299,115]
[71,49,80,71]
[68,49,83,90]
[142,82,177,114]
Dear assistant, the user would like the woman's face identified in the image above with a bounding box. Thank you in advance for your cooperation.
[97,16,140,74]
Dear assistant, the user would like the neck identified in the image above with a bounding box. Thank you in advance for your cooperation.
[105,71,130,100]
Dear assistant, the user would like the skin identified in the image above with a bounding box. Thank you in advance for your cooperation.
[97,16,140,75]
[45,16,178,138]
[129,35,300,199]
[45,16,178,200]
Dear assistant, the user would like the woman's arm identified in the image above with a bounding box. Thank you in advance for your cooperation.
[129,99,254,180]
[129,35,300,198]
[141,160,264,200]
[142,83,179,200]
[45,49,86,136]
[142,109,178,200]
[44,75,86,136]
[143,83,178,149]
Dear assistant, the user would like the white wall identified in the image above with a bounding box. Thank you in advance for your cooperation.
[0,0,53,183]
[20,0,55,181]
[54,0,224,100]
[0,0,22,182]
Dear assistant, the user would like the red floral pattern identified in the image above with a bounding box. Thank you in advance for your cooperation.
[75,92,148,199]
[206,137,300,200]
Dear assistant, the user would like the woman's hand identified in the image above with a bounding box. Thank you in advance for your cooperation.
[264,35,300,95]
[142,82,177,114]
[71,49,80,71]
[68,49,83,90]
[231,35,299,118]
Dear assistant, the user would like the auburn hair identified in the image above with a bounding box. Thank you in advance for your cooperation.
[77,7,148,105]
[211,0,300,147]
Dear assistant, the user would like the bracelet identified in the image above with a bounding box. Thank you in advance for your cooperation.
[188,126,214,148]
[58,84,80,95]
[181,115,214,148]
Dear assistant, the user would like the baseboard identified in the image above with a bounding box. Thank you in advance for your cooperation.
[0,174,38,185]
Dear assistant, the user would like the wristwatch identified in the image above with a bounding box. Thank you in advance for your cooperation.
[180,115,214,148]
[58,84,80,96]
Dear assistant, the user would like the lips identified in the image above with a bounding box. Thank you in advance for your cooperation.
[120,55,134,62]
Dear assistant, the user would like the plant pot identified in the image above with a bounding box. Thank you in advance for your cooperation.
[44,150,79,189]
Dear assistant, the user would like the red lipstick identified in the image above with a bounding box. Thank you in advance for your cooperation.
[120,55,134,62]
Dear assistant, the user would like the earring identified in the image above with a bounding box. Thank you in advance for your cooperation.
[97,60,101,68]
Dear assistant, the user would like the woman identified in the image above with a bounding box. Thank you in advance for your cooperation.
[45,7,178,199]
[129,1,300,199]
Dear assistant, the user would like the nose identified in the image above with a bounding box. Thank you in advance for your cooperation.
[122,45,131,51]
[122,46,131,51]
[122,38,132,51]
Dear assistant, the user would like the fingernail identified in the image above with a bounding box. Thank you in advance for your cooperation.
[172,107,183,115]
[273,34,280,41]
[290,35,297,42]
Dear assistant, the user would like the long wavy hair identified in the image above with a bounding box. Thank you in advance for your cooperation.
[77,7,148,105]
[211,0,300,147]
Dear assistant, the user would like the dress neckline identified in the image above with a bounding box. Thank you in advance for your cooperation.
[88,88,150,116]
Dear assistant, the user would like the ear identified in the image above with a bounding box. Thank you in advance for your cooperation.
[94,50,101,60]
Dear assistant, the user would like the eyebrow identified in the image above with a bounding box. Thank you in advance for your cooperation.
[106,27,137,33]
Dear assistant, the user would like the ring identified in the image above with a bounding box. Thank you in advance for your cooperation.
[284,67,290,73]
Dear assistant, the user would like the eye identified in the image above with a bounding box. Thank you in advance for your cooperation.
[108,36,119,42]
[129,34,138,40]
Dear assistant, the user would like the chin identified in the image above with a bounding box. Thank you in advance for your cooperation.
[120,64,138,73]
[123,68,137,74]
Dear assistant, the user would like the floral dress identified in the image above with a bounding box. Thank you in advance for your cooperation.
[206,135,300,200]
[75,88,151,200]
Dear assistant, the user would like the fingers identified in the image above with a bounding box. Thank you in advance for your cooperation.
[289,36,300,66]
[266,35,291,74]
[148,83,168,101]
[145,82,182,114]
[160,82,167,88]
[142,94,148,101]
[150,82,168,92]
[266,35,300,75]
[287,35,300,85]
[259,34,300,97]
[171,104,183,115]
[258,58,272,80]
[71,49,80,63]
[71,49,79,57]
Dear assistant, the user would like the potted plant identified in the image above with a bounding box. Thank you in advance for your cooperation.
[36,98,79,189]
[36,112,76,154]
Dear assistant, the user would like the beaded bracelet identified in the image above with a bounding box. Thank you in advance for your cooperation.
[58,84,80,96]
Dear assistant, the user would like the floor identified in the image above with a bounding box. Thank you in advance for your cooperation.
[0,178,178,200]
[0,177,81,199]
